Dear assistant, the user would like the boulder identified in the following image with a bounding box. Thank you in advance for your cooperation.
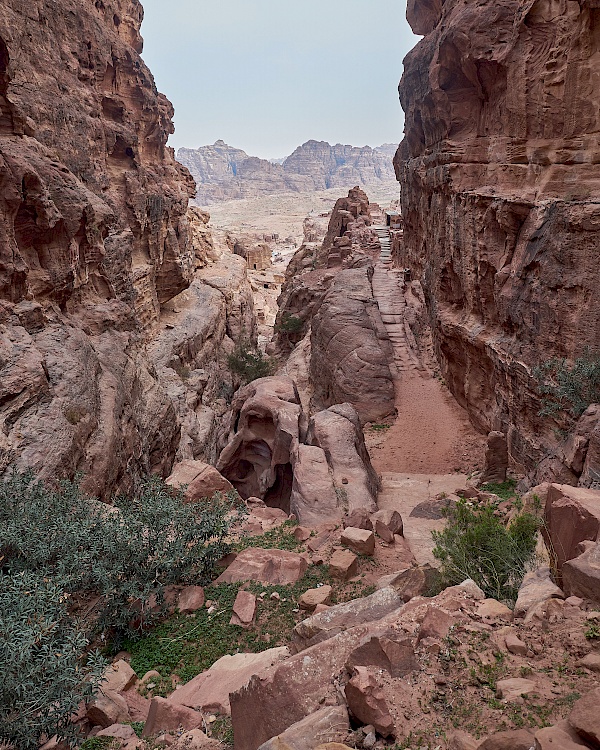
[231,590,257,628]
[256,706,350,750]
[96,724,137,743]
[346,633,419,678]
[480,432,509,485]
[535,721,590,750]
[329,549,359,580]
[504,633,528,656]
[102,660,138,694]
[142,697,203,737]
[495,678,537,702]
[289,443,341,526]
[344,667,395,737]
[417,606,457,644]
[514,567,564,618]
[216,548,308,586]
[371,509,403,542]
[178,586,205,614]
[299,585,333,611]
[447,731,479,750]
[376,565,437,602]
[568,687,600,747]
[291,587,403,653]
[340,527,375,556]
[563,542,600,605]
[87,690,131,728]
[166,460,233,503]
[477,599,513,622]
[478,730,535,750]
[170,648,289,715]
[544,484,600,570]
[576,653,600,672]
[343,508,373,530]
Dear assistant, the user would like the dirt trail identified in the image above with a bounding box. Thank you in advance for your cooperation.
[367,261,485,476]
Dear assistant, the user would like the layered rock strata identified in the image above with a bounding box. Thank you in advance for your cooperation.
[395,0,600,482]
[0,0,255,495]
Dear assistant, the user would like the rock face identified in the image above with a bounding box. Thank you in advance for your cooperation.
[0,0,256,496]
[216,377,378,524]
[395,0,600,481]
[177,140,397,205]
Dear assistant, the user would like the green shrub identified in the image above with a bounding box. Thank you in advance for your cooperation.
[274,312,303,335]
[534,349,600,418]
[0,572,105,749]
[227,341,276,383]
[0,470,243,641]
[432,499,540,603]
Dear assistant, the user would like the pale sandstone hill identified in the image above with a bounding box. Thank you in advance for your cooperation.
[0,0,256,497]
[395,0,600,488]
[178,139,397,205]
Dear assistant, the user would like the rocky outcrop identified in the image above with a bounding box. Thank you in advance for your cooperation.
[395,0,600,480]
[273,188,395,424]
[215,376,378,524]
[0,0,256,495]
[178,140,397,205]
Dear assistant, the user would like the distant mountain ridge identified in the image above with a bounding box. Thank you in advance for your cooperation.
[177,139,397,205]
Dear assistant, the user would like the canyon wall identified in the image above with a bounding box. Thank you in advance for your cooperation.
[178,140,397,205]
[0,0,255,497]
[396,0,600,481]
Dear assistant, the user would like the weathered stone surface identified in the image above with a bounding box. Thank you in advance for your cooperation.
[569,688,600,747]
[478,730,535,750]
[170,648,289,716]
[396,0,600,480]
[345,666,395,737]
[142,697,203,737]
[298,585,333,611]
[87,690,131,728]
[96,724,137,743]
[178,586,205,614]
[371,509,403,542]
[256,706,350,750]
[344,509,373,531]
[172,729,222,750]
[417,606,457,644]
[544,485,600,571]
[477,599,513,623]
[341,527,375,556]
[329,549,359,581]
[216,547,308,586]
[495,678,537,702]
[231,590,257,628]
[289,442,340,526]
[166,460,233,503]
[291,587,404,653]
[535,721,589,750]
[346,634,419,678]
[514,567,564,619]
[505,633,527,656]
[563,542,600,605]
[576,653,600,673]
[102,660,137,694]
[447,731,478,750]
[480,432,509,485]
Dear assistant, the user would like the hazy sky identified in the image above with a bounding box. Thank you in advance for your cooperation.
[140,0,418,159]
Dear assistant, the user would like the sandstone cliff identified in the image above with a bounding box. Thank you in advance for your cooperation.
[395,0,600,483]
[178,140,397,205]
[0,0,255,496]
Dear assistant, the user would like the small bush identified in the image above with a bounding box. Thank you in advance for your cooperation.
[0,572,105,749]
[432,499,540,603]
[534,349,600,418]
[227,341,276,383]
[274,312,303,335]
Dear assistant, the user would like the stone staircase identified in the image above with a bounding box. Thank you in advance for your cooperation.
[372,227,421,379]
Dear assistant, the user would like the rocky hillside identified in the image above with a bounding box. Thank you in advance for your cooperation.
[178,140,397,205]
[395,0,600,488]
[0,0,256,497]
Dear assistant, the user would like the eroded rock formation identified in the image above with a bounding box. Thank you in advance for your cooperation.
[0,0,255,496]
[395,0,600,483]
[178,140,397,205]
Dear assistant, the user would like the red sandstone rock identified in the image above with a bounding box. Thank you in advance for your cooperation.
[376,565,435,602]
[568,688,600,747]
[535,721,589,750]
[343,509,374,531]
[166,460,233,503]
[178,586,205,614]
[514,567,564,618]
[329,549,359,580]
[142,697,203,737]
[563,542,600,604]
[480,432,509,485]
[231,590,257,628]
[341,527,375,556]
[495,678,537,702]
[344,666,395,737]
[544,484,600,571]
[504,633,528,656]
[256,706,350,750]
[417,606,457,644]
[371,509,404,541]
[87,691,131,728]
[216,547,308,586]
[299,585,333,611]
[478,730,535,750]
[346,634,419,678]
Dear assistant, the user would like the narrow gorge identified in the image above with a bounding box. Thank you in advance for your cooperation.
[1,1,600,749]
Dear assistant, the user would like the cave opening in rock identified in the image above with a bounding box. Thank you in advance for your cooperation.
[263,462,293,514]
